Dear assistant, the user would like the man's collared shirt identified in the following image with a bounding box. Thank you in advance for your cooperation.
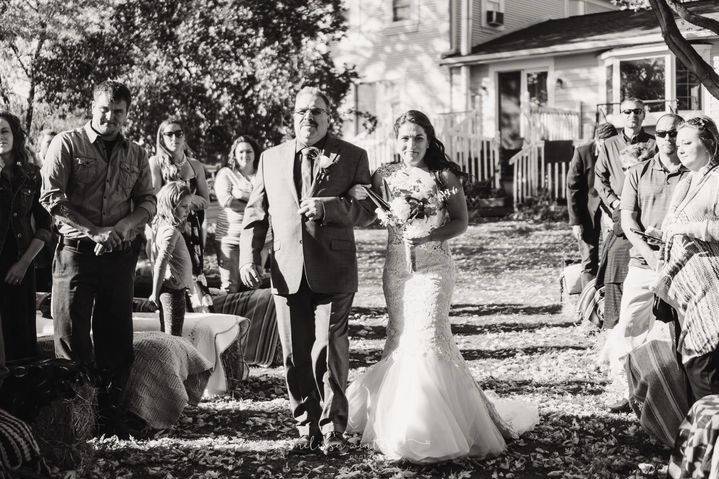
[621,153,689,267]
[40,122,156,240]
[595,128,656,209]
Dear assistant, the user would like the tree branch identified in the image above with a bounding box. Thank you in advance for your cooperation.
[648,0,719,101]
[665,0,719,37]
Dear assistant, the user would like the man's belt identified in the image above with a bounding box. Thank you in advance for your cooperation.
[60,236,138,254]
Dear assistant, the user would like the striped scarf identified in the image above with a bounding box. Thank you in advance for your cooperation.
[655,166,719,358]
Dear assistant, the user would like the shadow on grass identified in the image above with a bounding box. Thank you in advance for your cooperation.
[451,303,563,316]
[461,345,587,361]
[480,377,605,396]
[451,320,575,335]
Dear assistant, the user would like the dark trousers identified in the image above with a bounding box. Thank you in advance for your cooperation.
[0,268,38,362]
[159,286,186,336]
[273,274,354,436]
[52,241,139,422]
[577,208,602,288]
[683,348,719,403]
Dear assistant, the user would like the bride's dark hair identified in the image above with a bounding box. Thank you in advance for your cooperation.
[393,110,467,186]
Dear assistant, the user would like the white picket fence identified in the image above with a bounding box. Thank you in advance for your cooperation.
[509,140,569,206]
[352,109,500,188]
[521,105,581,142]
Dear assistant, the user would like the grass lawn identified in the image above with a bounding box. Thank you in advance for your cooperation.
[77,220,670,479]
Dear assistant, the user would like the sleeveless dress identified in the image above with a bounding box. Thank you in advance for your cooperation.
[346,163,538,463]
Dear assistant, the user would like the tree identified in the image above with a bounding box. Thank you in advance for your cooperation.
[0,0,109,131]
[616,0,719,101]
[35,0,358,160]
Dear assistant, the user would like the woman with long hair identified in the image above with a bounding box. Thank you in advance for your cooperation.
[0,111,52,360]
[345,110,537,463]
[655,115,719,402]
[149,119,210,309]
[214,135,260,293]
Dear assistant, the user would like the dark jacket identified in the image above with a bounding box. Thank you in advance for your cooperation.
[567,141,601,226]
[0,162,52,258]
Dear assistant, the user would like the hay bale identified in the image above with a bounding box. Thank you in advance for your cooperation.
[30,382,97,469]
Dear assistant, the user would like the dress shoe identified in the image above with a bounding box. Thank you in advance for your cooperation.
[288,432,322,456]
[606,397,631,413]
[322,431,349,456]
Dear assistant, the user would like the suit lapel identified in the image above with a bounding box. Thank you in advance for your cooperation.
[281,139,300,206]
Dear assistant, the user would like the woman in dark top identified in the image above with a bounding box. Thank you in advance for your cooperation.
[0,111,52,360]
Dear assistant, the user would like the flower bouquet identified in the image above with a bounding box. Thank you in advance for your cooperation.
[619,143,653,171]
[362,185,438,273]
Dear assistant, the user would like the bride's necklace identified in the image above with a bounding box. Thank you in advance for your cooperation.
[173,153,188,169]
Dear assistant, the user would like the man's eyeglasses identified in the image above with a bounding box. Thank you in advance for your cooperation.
[294,108,327,117]
[622,109,644,116]
[163,130,184,138]
[655,130,678,139]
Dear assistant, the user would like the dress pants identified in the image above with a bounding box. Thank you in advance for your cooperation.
[577,208,602,288]
[273,273,354,436]
[52,240,139,427]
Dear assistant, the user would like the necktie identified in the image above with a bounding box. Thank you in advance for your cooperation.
[300,148,314,199]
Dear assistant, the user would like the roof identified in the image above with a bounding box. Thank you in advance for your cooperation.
[441,0,719,65]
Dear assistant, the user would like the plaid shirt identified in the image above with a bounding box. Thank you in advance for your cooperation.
[40,122,156,239]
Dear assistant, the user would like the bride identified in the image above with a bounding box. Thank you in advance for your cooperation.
[346,110,538,463]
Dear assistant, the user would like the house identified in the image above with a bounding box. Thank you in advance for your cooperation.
[333,0,719,202]
[334,0,616,138]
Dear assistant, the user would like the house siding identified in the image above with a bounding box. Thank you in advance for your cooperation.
[709,43,719,120]
[585,1,614,14]
[554,53,602,137]
[472,0,567,46]
[334,0,452,132]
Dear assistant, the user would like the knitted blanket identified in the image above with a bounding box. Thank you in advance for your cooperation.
[125,332,212,429]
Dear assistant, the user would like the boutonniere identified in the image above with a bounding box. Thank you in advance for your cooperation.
[309,148,339,182]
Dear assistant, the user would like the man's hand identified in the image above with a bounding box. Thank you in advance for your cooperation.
[298,198,325,222]
[113,220,136,242]
[89,227,122,250]
[572,225,583,242]
[240,263,264,289]
[347,184,370,201]
[5,260,29,286]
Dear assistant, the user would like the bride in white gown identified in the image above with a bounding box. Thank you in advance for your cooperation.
[346,110,538,463]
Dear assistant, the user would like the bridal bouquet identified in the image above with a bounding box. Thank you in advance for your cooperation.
[619,143,653,170]
[363,181,457,273]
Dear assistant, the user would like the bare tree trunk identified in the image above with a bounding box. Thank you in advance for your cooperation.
[24,33,46,133]
[648,0,719,101]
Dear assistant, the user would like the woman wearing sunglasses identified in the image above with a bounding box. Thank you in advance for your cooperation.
[149,119,210,310]
[655,115,719,403]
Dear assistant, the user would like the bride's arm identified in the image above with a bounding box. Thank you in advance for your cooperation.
[409,170,468,245]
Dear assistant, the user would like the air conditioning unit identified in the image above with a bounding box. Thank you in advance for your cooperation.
[486,10,504,27]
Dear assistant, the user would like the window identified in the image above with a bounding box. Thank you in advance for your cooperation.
[619,57,666,112]
[676,59,702,111]
[392,0,411,22]
[527,72,548,107]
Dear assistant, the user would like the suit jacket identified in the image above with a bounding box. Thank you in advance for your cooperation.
[567,141,601,226]
[239,135,374,295]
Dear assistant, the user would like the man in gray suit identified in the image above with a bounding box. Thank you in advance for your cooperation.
[239,86,374,456]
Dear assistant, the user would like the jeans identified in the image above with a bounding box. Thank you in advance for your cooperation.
[159,286,186,336]
[216,240,240,293]
[51,240,139,425]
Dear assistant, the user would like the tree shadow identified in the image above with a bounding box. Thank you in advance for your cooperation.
[350,306,387,317]
[349,323,387,340]
[461,345,587,361]
[451,303,564,316]
[451,320,575,335]
[480,377,605,396]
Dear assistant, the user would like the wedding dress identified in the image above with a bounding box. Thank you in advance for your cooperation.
[346,163,538,463]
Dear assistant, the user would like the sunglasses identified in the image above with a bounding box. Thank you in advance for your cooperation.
[655,130,678,138]
[294,108,327,117]
[163,130,184,138]
[622,109,644,116]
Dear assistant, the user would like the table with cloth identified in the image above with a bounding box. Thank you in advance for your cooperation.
[669,394,719,478]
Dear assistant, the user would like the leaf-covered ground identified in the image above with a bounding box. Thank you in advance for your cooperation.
[66,221,672,478]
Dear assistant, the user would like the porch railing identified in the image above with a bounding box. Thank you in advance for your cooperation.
[521,105,581,142]
[509,140,568,206]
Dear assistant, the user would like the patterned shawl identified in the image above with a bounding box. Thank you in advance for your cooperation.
[654,166,719,358]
